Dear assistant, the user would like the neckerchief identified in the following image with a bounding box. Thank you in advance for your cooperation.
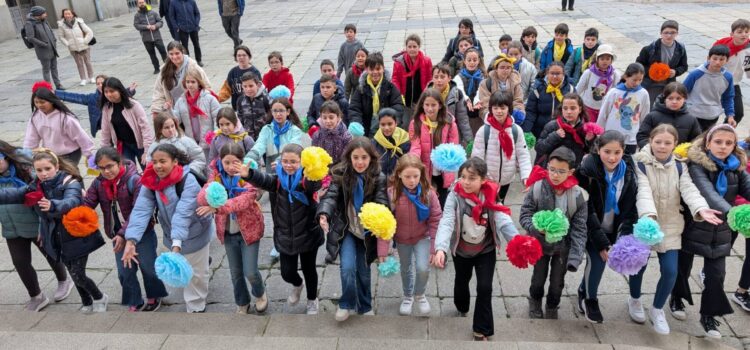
[553,42,565,62]
[101,166,126,201]
[460,68,483,97]
[603,159,626,215]
[141,163,184,205]
[272,120,291,151]
[366,74,382,115]
[403,51,425,78]
[353,174,364,213]
[714,37,750,57]
[708,152,741,197]
[556,117,584,146]
[351,63,364,77]
[422,115,438,134]
[439,84,450,103]
[276,164,308,205]
[454,181,511,225]
[615,82,643,100]
[374,127,409,156]
[525,165,579,192]
[216,160,247,199]
[185,89,207,118]
[404,184,430,222]
[581,44,599,71]
[216,129,249,143]
[486,115,514,160]
[0,163,29,188]
[546,82,563,102]
[589,64,615,94]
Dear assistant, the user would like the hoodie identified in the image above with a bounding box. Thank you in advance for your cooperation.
[636,96,702,148]
[683,63,735,120]
[262,67,295,104]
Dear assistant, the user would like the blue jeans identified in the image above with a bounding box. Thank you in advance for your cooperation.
[114,229,168,307]
[224,233,265,306]
[579,245,606,300]
[396,237,431,297]
[339,233,372,313]
[628,249,678,309]
[121,142,144,170]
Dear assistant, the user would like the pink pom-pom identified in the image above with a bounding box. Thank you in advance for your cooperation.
[204,130,216,145]
[583,122,604,136]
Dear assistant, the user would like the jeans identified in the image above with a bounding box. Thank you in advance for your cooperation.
[121,143,144,170]
[178,30,202,63]
[143,40,167,70]
[221,15,241,47]
[224,234,264,306]
[7,237,67,297]
[114,229,168,307]
[579,245,606,300]
[339,233,372,313]
[64,255,104,306]
[40,57,61,86]
[454,251,496,337]
[279,250,318,300]
[628,249,678,309]
[530,253,568,308]
[396,237,431,297]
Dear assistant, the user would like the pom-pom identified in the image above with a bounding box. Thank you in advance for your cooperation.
[524,132,536,148]
[301,117,309,132]
[673,142,691,159]
[308,125,319,138]
[86,155,100,176]
[206,182,228,208]
[155,252,194,288]
[506,235,543,269]
[62,206,100,237]
[728,204,750,238]
[634,217,664,245]
[204,130,216,145]
[608,235,650,276]
[32,81,53,94]
[465,140,474,155]
[300,146,333,181]
[583,122,604,136]
[648,62,671,82]
[532,209,569,243]
[377,256,400,277]
[430,143,466,172]
[358,202,397,240]
[348,122,365,137]
[243,158,259,170]
[268,85,291,100]
[512,109,526,125]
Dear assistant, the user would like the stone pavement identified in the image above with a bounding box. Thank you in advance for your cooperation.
[1,0,750,348]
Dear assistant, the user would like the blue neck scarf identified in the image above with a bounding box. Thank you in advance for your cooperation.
[272,120,291,151]
[404,184,430,222]
[0,163,28,188]
[353,174,364,213]
[615,82,643,100]
[708,152,740,197]
[216,161,247,199]
[603,159,626,215]
[277,165,308,205]
[459,68,483,97]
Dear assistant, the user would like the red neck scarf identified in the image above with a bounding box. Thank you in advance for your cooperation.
[454,181,511,225]
[714,37,750,57]
[140,163,184,204]
[101,166,126,201]
[23,180,44,207]
[525,165,579,192]
[185,89,207,118]
[487,115,514,160]
[403,51,424,78]
[556,117,584,146]
[351,63,364,77]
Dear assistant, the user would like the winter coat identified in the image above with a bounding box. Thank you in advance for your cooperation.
[56,87,136,137]
[636,97,702,148]
[218,65,262,109]
[636,39,688,88]
[344,66,363,100]
[151,56,210,114]
[262,67,295,104]
[408,115,460,188]
[173,89,222,154]
[487,56,538,101]
[312,121,352,164]
[216,0,245,16]
[246,123,307,173]
[534,117,593,167]
[428,81,472,142]
[0,153,39,239]
[349,73,405,137]
[24,14,58,60]
[522,44,541,69]
[374,138,411,179]
[83,161,149,239]
[57,18,93,53]
[539,38,574,72]
[392,51,434,98]
[236,86,270,141]
[208,128,255,164]
[168,0,201,33]
[441,33,484,64]
[307,88,350,127]
[312,78,345,97]
[146,136,207,176]
[133,8,164,42]
[471,115,532,185]
[377,187,442,257]
[634,145,709,253]
[475,69,525,118]
[522,77,575,137]
[159,0,177,39]
[23,109,95,159]
[101,99,155,151]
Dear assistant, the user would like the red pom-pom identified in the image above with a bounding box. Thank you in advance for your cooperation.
[308,125,319,138]
[583,122,604,136]
[32,81,53,94]
[506,235,543,269]
[204,130,216,145]
[23,191,44,207]
[62,206,99,237]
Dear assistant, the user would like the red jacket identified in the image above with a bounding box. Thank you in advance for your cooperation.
[392,51,433,96]
[262,67,295,104]
[408,115,460,188]
[377,187,442,257]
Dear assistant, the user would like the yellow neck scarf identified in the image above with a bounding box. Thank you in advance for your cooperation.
[582,55,594,71]
[439,84,450,103]
[553,42,565,62]
[374,127,410,156]
[546,82,563,102]
[422,115,438,134]
[367,74,383,115]
[215,130,249,143]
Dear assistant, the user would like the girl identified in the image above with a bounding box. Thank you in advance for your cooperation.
[124,144,215,313]
[471,91,531,202]
[99,77,155,167]
[671,125,750,339]
[378,154,442,316]
[0,149,108,313]
[597,63,650,155]
[57,8,94,86]
[218,46,262,109]
[173,67,222,159]
[242,143,323,314]
[245,98,308,173]
[345,47,369,100]
[236,72,270,141]
[448,36,474,77]
[151,41,210,116]
[522,62,575,138]
[408,89,460,206]
[83,147,167,312]
[318,138,389,321]
[374,108,411,179]
[56,74,137,137]
[0,141,71,311]
[535,93,596,167]
[636,82,702,148]
[147,113,207,176]
[392,34,434,118]
[262,51,295,105]
[24,83,94,166]
[454,48,487,133]
[432,157,518,341]
[575,45,620,123]
[312,101,353,163]
[475,54,525,119]
[630,125,721,334]
[428,63,472,144]
[442,18,484,64]
[197,143,266,314]
[575,130,638,324]
[506,41,538,102]
[208,107,255,164]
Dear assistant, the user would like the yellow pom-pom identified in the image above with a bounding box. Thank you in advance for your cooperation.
[300,146,333,181]
[673,142,691,159]
[358,202,397,240]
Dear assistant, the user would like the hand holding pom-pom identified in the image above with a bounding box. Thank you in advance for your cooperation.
[506,235,543,269]
[300,146,333,181]
[673,142,691,159]
[62,206,100,237]
[348,122,365,137]
[155,252,194,287]
[608,235,650,276]
[206,182,228,208]
[377,256,400,277]
[430,144,466,172]
[358,202,397,240]
[729,204,750,238]
[648,62,671,82]
[532,209,569,243]
[524,132,536,148]
[634,216,664,245]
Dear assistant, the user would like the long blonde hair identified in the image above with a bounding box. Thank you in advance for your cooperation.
[390,154,431,207]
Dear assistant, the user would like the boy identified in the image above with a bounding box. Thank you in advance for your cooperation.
[313,59,345,97]
[713,19,750,124]
[521,26,541,69]
[506,41,539,101]
[236,72,270,140]
[499,34,512,54]
[337,24,365,78]
[683,45,735,130]
[636,20,688,105]
[308,74,350,128]
[539,23,574,72]
[349,52,405,138]
[565,28,600,85]
[520,146,587,319]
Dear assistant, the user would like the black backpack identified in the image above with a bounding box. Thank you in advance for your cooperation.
[174,168,208,197]
[21,26,34,49]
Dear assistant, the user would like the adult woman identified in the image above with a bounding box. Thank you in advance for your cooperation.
[57,9,94,86]
[151,41,210,116]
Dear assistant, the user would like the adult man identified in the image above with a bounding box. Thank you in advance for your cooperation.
[24,6,64,89]
[218,0,244,48]
[159,0,177,39]
[169,0,203,66]
[134,0,167,74]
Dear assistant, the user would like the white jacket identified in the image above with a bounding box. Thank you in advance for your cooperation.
[57,18,93,52]
[471,114,532,186]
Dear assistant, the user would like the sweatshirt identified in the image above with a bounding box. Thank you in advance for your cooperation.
[713,38,750,86]
[337,39,365,77]
[597,85,651,146]
[683,63,735,120]
[23,109,95,158]
[575,67,621,110]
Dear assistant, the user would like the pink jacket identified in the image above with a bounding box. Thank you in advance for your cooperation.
[377,187,442,257]
[23,109,95,158]
[101,99,155,151]
[408,114,460,188]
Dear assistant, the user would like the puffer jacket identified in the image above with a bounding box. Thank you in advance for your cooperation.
[534,117,593,167]
[522,77,575,137]
[427,81,472,142]
[173,89,222,154]
[307,88,350,126]
[207,124,255,163]
[146,136,207,176]
[471,114,531,185]
[377,187,442,257]
[101,99,155,151]
[636,96,703,148]
[133,8,163,42]
[0,166,39,239]
[57,18,93,52]
[408,115,460,189]
[236,85,270,141]
[475,69,525,118]
[634,145,709,253]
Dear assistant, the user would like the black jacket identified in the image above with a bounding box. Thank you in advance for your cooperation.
[348,73,405,138]
[534,117,592,167]
[522,77,575,137]
[636,96,702,148]
[307,88,350,127]
[636,39,688,87]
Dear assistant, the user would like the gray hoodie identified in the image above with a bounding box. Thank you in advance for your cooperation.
[684,63,735,120]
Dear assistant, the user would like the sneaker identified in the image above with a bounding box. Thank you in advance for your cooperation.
[583,299,604,323]
[669,297,687,321]
[54,279,74,302]
[577,289,585,314]
[255,292,268,313]
[236,304,249,314]
[649,307,670,335]
[415,295,431,315]
[288,284,303,305]
[700,315,722,339]
[362,310,375,315]
[628,297,646,324]
[731,291,750,312]
[545,305,559,320]
[80,305,93,313]
[528,297,544,319]
[141,298,161,312]
[335,307,350,321]
[90,78,96,84]
[399,297,414,316]
[306,299,319,315]
[92,294,109,313]
[25,293,49,312]
[79,80,87,86]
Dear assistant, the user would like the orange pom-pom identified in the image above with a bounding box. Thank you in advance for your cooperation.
[648,62,671,82]
[62,206,99,237]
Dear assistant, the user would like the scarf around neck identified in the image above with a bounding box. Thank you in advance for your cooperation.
[403,51,424,78]
[460,68,484,97]
[556,117,584,146]
[422,115,438,134]
[404,184,430,222]
[581,44,599,71]
[603,159,626,215]
[353,174,365,214]
[101,166,126,201]
[546,82,564,102]
[487,115,514,159]
[374,127,409,156]
[454,181,511,226]
[141,163,184,205]
[216,160,248,200]
[589,64,615,93]
[366,74,382,115]
[615,82,643,100]
[708,152,740,197]
[525,165,579,192]
[272,120,291,151]
[277,165,308,205]
[216,129,249,143]
[351,63,364,77]
[714,37,750,57]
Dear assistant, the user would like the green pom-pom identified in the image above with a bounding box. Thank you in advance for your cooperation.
[729,204,750,238]
[465,140,474,155]
[532,209,569,243]
[301,117,309,132]
[524,132,536,148]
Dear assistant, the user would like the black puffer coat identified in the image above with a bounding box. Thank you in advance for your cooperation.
[636,95,702,148]
[534,117,593,167]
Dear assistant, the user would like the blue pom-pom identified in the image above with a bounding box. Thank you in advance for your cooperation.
[268,85,291,100]
[430,143,467,172]
[206,182,228,208]
[378,256,400,277]
[634,217,664,245]
[512,109,526,125]
[348,122,365,137]
[155,252,193,288]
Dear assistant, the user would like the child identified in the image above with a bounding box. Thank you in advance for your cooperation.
[218,46,262,110]
[636,20,688,106]
[242,143,323,314]
[262,51,295,104]
[24,83,94,166]
[521,26,542,69]
[317,138,389,321]
[392,34,434,121]
[378,154,442,316]
[442,18,484,64]
[636,82,702,148]
[197,142,266,314]
[476,55,525,121]
[337,24,365,78]
[373,108,411,179]
[0,149,108,313]
[539,23,574,72]
[307,74,350,127]
[432,157,518,341]
[124,144,215,313]
[349,52,405,137]
[536,93,596,167]
[453,48,487,133]
[684,45,735,131]
[521,146,587,319]
[471,91,531,202]
[208,107,255,163]
[713,19,750,124]
[312,59,345,97]
[152,42,211,116]
[246,98,308,173]
[173,68,222,159]
[0,142,71,311]
[236,72,270,141]
[499,34,512,54]
[575,130,638,324]
[83,147,167,312]
[345,47,369,100]
[146,113,207,176]
[597,63,650,155]
[630,124,720,334]
[312,101,353,163]
[100,77,155,167]
[408,89,460,206]
[565,28,600,85]
[429,63,472,144]
[448,36,474,77]
[523,62,575,137]
[56,74,136,136]
[505,41,538,102]
[576,45,620,123]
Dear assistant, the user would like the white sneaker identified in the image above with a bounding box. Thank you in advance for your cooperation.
[362,310,375,315]
[628,297,646,324]
[335,307,350,321]
[25,293,50,312]
[80,305,93,313]
[288,284,303,305]
[54,279,74,302]
[92,294,109,313]
[90,78,96,84]
[649,307,670,335]
[415,295,431,315]
[399,297,413,316]
[80,80,87,86]
[306,299,319,315]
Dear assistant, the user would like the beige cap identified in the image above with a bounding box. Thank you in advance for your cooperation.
[595,44,616,61]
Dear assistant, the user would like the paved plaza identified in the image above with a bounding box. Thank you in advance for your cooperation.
[1,0,750,348]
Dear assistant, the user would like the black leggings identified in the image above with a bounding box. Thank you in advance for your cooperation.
[64,255,103,306]
[279,250,319,300]
[6,237,67,297]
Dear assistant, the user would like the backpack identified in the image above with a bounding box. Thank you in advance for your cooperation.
[637,161,682,178]
[175,168,208,198]
[483,123,520,155]
[531,181,587,219]
[21,26,34,49]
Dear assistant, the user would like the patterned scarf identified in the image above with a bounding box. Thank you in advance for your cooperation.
[277,165,308,205]
[404,184,430,222]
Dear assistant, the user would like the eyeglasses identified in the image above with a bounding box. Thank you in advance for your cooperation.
[548,72,563,76]
[99,163,118,172]
[547,167,569,176]
[271,109,287,114]
[662,31,678,36]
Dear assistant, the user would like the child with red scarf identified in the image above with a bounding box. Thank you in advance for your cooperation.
[713,19,750,124]
[344,47,369,100]
[575,45,620,123]
[173,68,222,159]
[535,92,597,167]
[432,157,518,341]
[520,146,587,319]
[392,34,433,123]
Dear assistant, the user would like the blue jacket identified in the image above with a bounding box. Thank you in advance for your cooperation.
[539,38,574,72]
[56,87,136,137]
[169,0,201,33]
[217,0,245,16]
[307,87,350,127]
[522,77,575,137]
